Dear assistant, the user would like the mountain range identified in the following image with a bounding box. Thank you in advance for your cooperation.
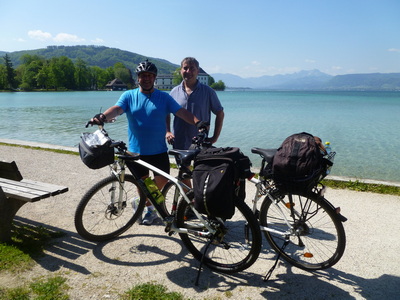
[1,45,399,91]
[211,70,400,91]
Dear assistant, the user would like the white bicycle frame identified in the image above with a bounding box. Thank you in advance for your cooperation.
[248,177,295,237]
[108,156,218,237]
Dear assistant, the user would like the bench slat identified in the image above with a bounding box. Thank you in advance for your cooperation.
[1,186,45,202]
[0,178,68,202]
[21,179,69,195]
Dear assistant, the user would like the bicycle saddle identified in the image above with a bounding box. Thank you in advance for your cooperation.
[251,148,277,163]
[168,149,200,166]
[119,151,140,161]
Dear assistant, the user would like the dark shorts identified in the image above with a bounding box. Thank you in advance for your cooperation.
[128,152,170,179]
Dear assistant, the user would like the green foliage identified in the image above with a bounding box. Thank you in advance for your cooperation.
[122,282,184,300]
[210,80,226,91]
[6,45,178,75]
[0,276,70,300]
[322,179,400,196]
[0,224,66,272]
[0,50,137,91]
[172,67,182,85]
[3,54,16,89]
[29,276,70,300]
[208,76,215,86]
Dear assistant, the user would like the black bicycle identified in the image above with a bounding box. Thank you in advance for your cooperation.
[164,135,347,274]
[250,147,346,274]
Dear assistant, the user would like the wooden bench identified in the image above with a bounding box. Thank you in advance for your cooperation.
[0,161,69,242]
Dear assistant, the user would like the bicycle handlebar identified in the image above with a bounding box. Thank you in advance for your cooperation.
[191,126,212,149]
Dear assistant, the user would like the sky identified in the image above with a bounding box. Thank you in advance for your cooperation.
[1,0,399,78]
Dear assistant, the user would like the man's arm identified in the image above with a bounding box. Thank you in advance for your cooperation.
[175,108,200,125]
[165,114,174,144]
[209,110,224,144]
[103,105,124,122]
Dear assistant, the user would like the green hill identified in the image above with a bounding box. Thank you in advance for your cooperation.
[2,45,178,75]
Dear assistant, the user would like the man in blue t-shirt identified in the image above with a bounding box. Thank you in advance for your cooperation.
[91,60,201,225]
[167,57,224,150]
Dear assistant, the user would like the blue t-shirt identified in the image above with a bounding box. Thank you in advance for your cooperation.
[116,88,181,155]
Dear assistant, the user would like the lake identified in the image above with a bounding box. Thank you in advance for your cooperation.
[0,90,399,183]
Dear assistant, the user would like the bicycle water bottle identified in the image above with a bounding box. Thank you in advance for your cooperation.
[325,141,332,155]
[325,141,332,175]
[144,177,165,204]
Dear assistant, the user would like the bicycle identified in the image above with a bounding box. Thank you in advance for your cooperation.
[249,147,346,277]
[164,139,347,276]
[74,125,262,275]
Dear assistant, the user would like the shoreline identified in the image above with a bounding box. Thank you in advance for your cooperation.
[1,138,400,188]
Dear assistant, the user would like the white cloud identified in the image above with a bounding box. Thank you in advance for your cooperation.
[305,59,316,63]
[388,48,400,52]
[28,30,52,41]
[53,33,85,43]
[27,30,86,43]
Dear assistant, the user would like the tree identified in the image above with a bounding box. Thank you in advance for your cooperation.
[3,54,16,90]
[36,62,51,90]
[49,56,75,90]
[0,65,6,90]
[18,56,45,91]
[208,76,215,86]
[113,62,134,89]
[210,80,226,91]
[172,67,182,86]
[74,58,91,90]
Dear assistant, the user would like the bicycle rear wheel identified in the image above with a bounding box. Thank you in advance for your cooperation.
[161,180,177,215]
[176,198,262,274]
[74,175,145,241]
[259,191,346,271]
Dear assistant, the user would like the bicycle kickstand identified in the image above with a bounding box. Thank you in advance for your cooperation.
[195,236,214,286]
[263,238,289,282]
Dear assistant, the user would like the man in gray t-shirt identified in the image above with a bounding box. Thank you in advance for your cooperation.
[167,57,224,150]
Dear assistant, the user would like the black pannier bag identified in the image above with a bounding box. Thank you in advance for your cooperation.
[192,147,252,219]
[79,130,115,169]
[272,132,330,195]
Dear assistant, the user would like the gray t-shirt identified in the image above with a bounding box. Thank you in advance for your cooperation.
[170,81,223,149]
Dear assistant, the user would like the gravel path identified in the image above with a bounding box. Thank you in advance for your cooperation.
[1,142,400,299]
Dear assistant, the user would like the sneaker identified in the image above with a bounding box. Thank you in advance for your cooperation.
[142,210,158,225]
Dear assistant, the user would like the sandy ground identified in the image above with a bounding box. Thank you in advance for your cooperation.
[1,142,400,300]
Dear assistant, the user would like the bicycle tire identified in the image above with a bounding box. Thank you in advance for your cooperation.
[74,175,146,241]
[176,197,262,274]
[259,192,346,271]
[161,180,177,215]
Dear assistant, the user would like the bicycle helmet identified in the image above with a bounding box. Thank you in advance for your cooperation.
[135,59,158,76]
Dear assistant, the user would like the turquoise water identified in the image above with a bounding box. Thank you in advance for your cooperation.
[0,90,399,182]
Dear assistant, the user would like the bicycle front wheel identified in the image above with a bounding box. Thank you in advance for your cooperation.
[74,175,145,241]
[176,198,262,274]
[259,192,346,271]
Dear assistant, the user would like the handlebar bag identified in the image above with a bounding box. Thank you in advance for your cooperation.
[79,130,115,169]
[192,147,251,219]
